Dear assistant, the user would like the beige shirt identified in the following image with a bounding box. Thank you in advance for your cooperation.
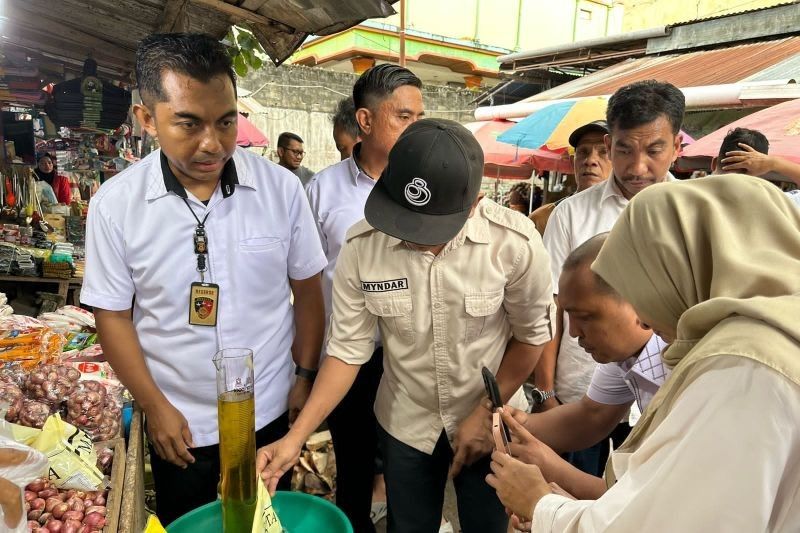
[327,198,555,454]
[532,356,800,532]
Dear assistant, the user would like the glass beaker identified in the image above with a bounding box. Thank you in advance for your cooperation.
[214,348,257,533]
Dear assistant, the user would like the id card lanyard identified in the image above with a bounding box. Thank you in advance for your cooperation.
[183,198,220,326]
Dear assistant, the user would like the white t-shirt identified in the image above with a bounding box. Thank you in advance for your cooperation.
[786,189,800,208]
[543,175,675,404]
[305,148,377,357]
[81,148,327,447]
[587,334,669,414]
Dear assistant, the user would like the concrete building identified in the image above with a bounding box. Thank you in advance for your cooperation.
[622,0,791,32]
[291,0,625,88]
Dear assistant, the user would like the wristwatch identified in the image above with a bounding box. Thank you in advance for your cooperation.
[531,387,556,406]
[295,366,318,382]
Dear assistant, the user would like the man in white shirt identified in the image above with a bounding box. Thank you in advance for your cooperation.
[535,80,684,477]
[489,234,669,509]
[81,33,327,525]
[306,64,424,533]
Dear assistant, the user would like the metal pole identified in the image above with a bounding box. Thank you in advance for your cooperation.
[399,0,407,67]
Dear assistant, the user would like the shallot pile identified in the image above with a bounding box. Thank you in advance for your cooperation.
[24,479,109,533]
[23,365,80,405]
[65,381,120,442]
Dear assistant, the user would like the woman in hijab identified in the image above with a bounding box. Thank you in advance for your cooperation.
[34,153,71,204]
[487,174,800,531]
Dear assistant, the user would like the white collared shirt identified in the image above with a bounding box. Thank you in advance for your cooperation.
[305,151,377,355]
[587,334,670,414]
[543,175,675,403]
[81,147,327,447]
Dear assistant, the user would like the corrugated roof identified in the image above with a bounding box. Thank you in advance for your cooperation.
[669,0,800,27]
[526,37,800,101]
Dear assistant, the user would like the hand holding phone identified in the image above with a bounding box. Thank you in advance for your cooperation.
[492,411,511,454]
[482,367,512,449]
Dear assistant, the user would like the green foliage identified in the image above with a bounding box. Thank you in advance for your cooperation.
[226,28,267,77]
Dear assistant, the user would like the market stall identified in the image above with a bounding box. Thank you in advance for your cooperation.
[0,304,134,532]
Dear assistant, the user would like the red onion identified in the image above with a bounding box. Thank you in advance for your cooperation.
[31,497,46,511]
[62,519,82,533]
[52,502,70,519]
[82,512,105,528]
[62,510,84,522]
[46,518,64,532]
[26,480,46,493]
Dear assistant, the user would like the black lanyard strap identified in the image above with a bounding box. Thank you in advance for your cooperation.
[182,198,211,281]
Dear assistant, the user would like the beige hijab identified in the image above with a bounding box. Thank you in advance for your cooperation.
[592,174,800,484]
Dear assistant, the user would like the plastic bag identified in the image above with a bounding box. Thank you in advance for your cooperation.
[29,414,106,490]
[0,316,65,369]
[251,480,283,533]
[0,436,48,532]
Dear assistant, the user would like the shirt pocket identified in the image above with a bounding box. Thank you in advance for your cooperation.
[364,292,415,344]
[239,237,283,253]
[464,289,504,344]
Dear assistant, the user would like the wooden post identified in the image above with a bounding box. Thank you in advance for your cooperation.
[399,0,407,67]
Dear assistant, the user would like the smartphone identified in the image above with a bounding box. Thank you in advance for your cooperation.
[482,366,511,443]
[492,411,511,454]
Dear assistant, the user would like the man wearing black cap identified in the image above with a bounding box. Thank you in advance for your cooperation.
[529,120,611,236]
[258,118,555,533]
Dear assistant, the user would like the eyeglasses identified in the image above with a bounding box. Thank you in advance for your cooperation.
[283,147,305,157]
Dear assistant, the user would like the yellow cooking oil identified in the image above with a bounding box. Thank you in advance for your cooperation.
[218,390,257,533]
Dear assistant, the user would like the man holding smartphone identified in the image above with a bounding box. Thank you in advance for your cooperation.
[258,118,554,533]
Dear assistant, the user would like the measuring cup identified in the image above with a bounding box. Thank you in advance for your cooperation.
[213,348,257,533]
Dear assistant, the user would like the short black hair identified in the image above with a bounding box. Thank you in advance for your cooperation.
[718,127,769,160]
[353,64,422,111]
[135,33,236,107]
[606,80,685,135]
[332,97,360,139]
[562,233,619,298]
[278,132,304,148]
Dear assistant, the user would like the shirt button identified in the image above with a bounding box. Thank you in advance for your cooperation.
[434,302,441,309]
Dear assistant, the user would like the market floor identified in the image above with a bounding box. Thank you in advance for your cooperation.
[374,480,461,533]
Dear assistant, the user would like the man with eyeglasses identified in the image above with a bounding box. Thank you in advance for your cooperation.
[277,131,315,186]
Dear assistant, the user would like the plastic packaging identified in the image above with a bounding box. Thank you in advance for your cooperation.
[0,381,23,422]
[65,380,107,429]
[16,400,51,429]
[251,480,283,533]
[28,414,106,490]
[23,364,80,405]
[0,436,48,533]
[0,316,65,369]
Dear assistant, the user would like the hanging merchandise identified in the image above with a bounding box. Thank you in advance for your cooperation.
[45,58,131,131]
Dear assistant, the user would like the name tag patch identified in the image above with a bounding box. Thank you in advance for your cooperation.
[361,278,409,292]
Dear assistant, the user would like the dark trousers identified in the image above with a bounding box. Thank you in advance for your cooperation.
[328,348,384,533]
[149,411,292,526]
[379,426,508,533]
[564,422,632,477]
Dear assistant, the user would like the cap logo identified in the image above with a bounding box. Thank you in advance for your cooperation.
[404,178,431,206]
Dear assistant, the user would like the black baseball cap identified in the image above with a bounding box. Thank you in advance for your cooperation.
[364,118,484,246]
[568,120,610,148]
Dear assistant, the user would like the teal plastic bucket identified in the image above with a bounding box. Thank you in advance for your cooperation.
[166,491,353,533]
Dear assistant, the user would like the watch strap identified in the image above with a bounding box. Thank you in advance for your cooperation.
[295,366,318,382]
